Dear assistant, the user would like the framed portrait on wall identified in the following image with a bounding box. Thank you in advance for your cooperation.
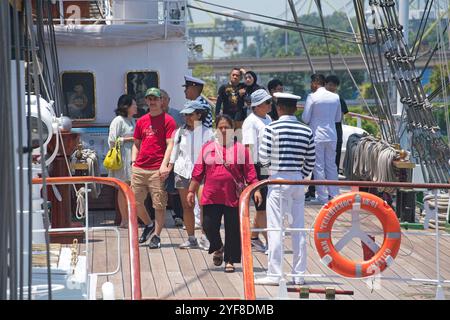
[61,71,96,121]
[125,70,159,114]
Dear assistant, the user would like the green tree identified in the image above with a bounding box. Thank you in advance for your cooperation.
[192,64,217,98]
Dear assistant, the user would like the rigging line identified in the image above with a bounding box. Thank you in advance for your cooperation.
[372,2,405,141]
[187,4,361,44]
[353,0,387,138]
[419,22,448,78]
[44,2,62,116]
[188,2,359,40]
[343,0,372,91]
[35,2,54,102]
[23,5,33,300]
[375,4,401,141]
[411,0,434,58]
[314,0,334,73]
[47,2,66,116]
[337,45,379,125]
[193,0,354,36]
[357,1,392,141]
[287,0,314,73]
[427,78,450,101]
[25,0,52,300]
[12,0,25,300]
[436,0,450,146]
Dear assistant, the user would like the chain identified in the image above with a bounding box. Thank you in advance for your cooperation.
[70,239,79,275]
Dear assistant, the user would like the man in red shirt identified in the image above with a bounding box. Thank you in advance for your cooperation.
[131,87,177,248]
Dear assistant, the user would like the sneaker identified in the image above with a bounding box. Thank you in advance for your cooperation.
[254,276,280,286]
[139,223,155,244]
[251,238,266,252]
[179,238,198,249]
[148,235,161,249]
[198,234,210,251]
[174,217,183,227]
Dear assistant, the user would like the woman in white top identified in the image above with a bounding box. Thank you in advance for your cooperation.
[108,94,137,228]
[169,100,214,249]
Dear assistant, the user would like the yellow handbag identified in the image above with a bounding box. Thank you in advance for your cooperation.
[103,138,123,170]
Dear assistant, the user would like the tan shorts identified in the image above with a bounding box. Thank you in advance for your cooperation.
[131,166,168,210]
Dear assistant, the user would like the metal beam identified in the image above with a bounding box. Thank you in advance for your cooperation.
[189,52,450,74]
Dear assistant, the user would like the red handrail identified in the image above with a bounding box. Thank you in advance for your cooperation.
[239,179,450,300]
[32,176,141,300]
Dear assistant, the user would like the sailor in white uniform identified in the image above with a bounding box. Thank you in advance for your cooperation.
[256,92,315,286]
[302,74,341,203]
[183,75,213,128]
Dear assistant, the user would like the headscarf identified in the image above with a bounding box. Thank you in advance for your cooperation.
[244,71,260,94]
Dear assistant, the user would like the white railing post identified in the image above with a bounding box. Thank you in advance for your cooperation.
[84,182,90,298]
[433,189,444,299]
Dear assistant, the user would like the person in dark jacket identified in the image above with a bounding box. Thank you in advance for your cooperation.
[267,78,284,121]
[215,68,246,128]
[243,71,263,117]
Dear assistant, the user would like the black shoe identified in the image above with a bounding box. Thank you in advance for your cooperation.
[305,193,315,201]
[139,223,155,244]
[148,235,161,249]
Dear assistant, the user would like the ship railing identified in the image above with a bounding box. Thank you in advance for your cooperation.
[239,179,450,300]
[32,176,141,300]
[53,0,187,31]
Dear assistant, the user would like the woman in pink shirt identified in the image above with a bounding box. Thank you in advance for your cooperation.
[187,115,261,273]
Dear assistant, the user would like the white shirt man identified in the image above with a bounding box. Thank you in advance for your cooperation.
[242,89,273,163]
[302,74,341,203]
[242,89,272,252]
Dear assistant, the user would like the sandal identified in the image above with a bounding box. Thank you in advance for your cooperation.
[224,263,235,273]
[212,248,224,266]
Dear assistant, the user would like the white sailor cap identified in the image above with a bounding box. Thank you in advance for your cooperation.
[273,92,301,100]
[183,75,205,87]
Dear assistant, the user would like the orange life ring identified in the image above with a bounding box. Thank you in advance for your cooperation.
[314,192,401,278]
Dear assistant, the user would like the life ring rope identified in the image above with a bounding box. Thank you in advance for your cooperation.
[314,192,402,278]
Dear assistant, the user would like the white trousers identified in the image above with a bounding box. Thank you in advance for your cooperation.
[266,171,306,281]
[314,141,339,202]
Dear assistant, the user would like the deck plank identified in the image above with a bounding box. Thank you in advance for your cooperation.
[89,201,450,300]
[169,227,208,298]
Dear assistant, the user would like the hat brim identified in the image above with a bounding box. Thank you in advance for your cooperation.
[251,95,272,107]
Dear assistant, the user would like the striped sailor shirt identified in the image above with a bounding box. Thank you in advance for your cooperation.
[196,95,213,128]
[259,115,315,177]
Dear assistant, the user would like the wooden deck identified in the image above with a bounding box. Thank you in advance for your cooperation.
[85,203,450,300]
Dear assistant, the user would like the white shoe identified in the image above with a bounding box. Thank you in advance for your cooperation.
[251,238,266,252]
[179,238,198,249]
[254,276,280,286]
[198,234,210,251]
